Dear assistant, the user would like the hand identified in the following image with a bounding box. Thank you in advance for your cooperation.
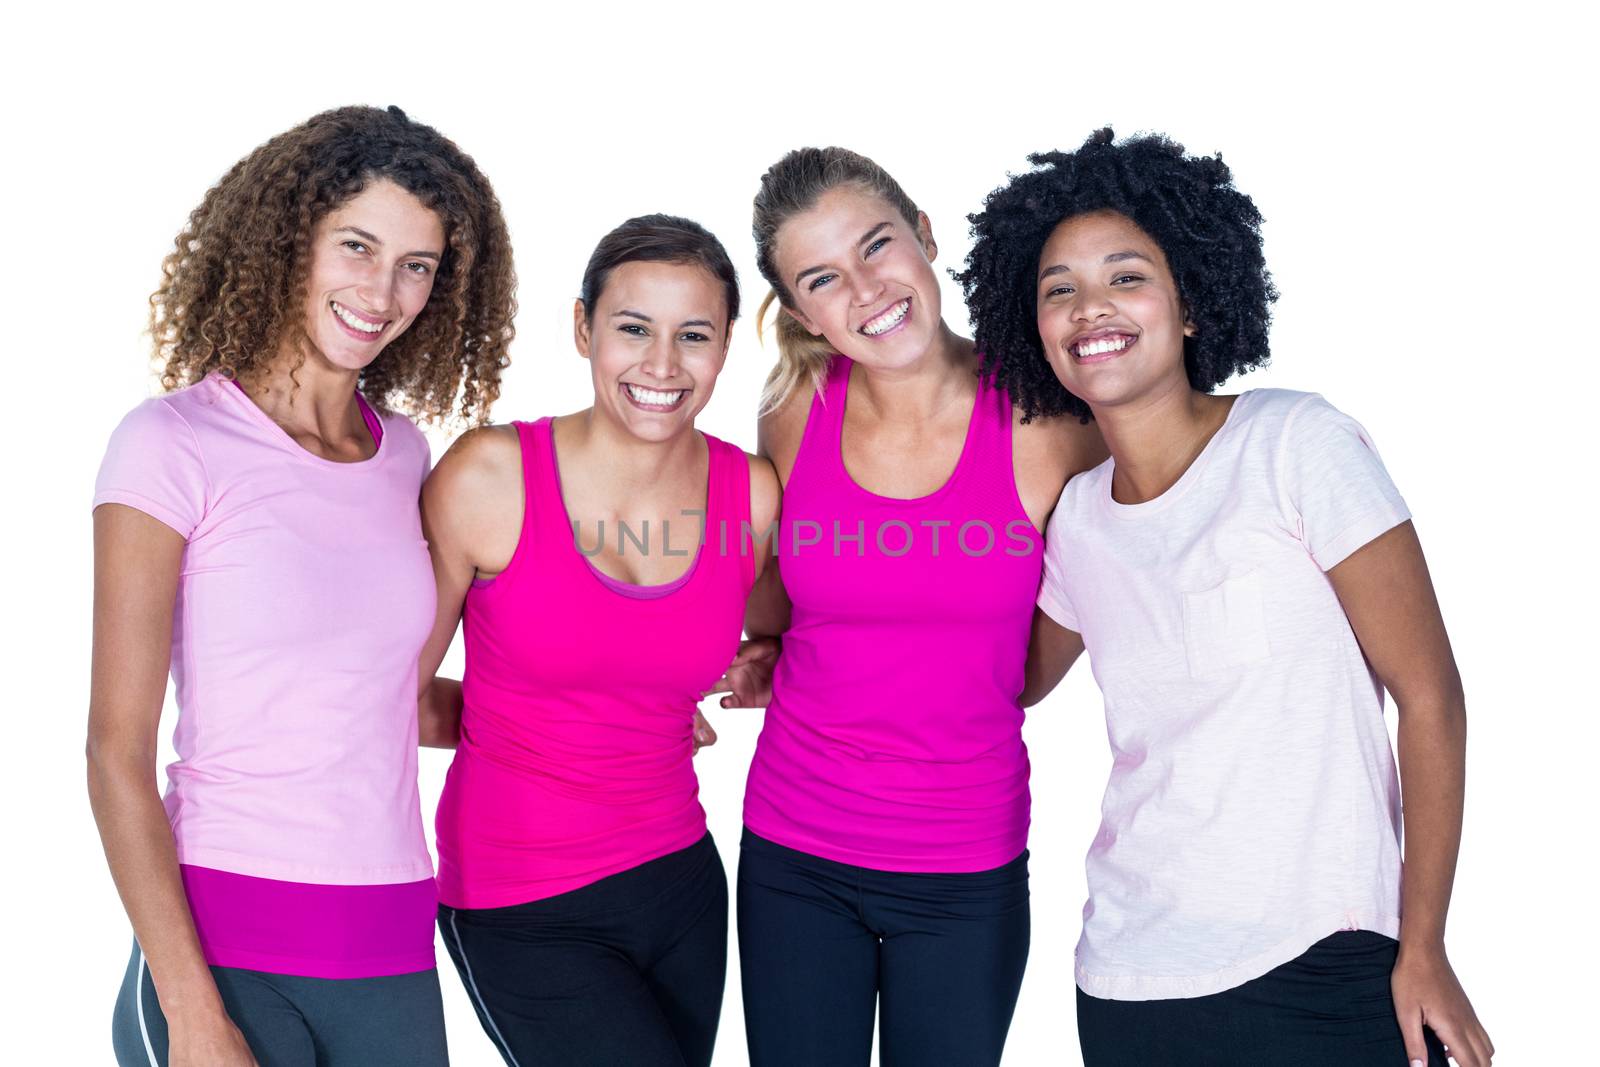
[692,710,717,755]
[169,1010,259,1067]
[703,637,781,710]
[1392,944,1493,1066]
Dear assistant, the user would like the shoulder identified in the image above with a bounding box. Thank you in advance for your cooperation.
[373,408,434,470]
[1242,389,1377,458]
[103,381,223,468]
[118,375,228,437]
[107,392,196,446]
[1013,407,1108,480]
[423,422,523,508]
[745,451,782,530]
[1230,388,1326,434]
[1057,453,1113,512]
[758,374,820,485]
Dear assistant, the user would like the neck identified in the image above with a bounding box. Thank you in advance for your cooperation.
[568,407,702,491]
[242,345,367,440]
[850,319,976,424]
[1091,377,1236,505]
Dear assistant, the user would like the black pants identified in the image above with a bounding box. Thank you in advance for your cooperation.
[111,940,447,1066]
[1077,930,1451,1066]
[438,832,727,1067]
[737,827,1030,1067]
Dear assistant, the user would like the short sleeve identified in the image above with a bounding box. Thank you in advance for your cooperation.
[1278,395,1410,571]
[93,398,209,538]
[1036,506,1081,632]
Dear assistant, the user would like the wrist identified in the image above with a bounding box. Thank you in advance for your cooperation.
[151,975,227,1023]
[1396,935,1448,960]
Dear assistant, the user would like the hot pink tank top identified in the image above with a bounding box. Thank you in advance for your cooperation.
[436,418,755,909]
[743,356,1044,873]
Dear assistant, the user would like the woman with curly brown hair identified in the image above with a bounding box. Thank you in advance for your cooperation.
[88,104,514,1067]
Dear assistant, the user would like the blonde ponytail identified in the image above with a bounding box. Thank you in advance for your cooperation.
[756,289,834,416]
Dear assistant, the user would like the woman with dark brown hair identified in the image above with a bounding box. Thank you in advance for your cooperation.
[88,105,515,1067]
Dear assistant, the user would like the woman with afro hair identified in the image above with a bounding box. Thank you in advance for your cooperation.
[89,105,515,1066]
[959,128,1493,1066]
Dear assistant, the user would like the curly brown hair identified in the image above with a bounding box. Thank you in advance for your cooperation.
[151,105,516,424]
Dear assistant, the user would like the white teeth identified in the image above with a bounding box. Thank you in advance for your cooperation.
[332,302,384,334]
[860,299,910,336]
[1076,335,1131,357]
[626,384,687,407]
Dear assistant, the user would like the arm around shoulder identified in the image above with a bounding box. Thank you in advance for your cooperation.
[417,424,523,740]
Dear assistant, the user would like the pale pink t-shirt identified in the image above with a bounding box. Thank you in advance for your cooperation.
[1039,390,1411,1001]
[94,373,438,976]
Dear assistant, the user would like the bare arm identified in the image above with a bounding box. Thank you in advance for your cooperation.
[743,383,811,639]
[1328,520,1493,1067]
[704,455,786,719]
[1012,410,1107,531]
[88,505,258,1066]
[417,426,523,748]
[1020,607,1086,707]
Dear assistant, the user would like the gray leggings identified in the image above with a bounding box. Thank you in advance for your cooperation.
[111,941,449,1066]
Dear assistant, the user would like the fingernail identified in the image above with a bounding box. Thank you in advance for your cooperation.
[1411,1059,1424,1066]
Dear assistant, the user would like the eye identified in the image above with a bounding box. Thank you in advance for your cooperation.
[680,331,710,343]
[807,273,836,293]
[342,240,370,254]
[1044,283,1076,298]
[619,323,648,337]
[865,237,890,256]
[404,261,432,276]
[1112,273,1144,285]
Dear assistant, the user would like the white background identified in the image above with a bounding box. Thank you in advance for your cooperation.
[5,2,1593,1063]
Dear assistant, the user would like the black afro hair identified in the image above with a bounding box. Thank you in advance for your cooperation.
[956,128,1277,421]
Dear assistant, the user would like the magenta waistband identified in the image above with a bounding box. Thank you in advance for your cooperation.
[181,864,436,979]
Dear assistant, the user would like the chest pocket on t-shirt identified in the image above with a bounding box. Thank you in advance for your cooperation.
[1181,570,1272,679]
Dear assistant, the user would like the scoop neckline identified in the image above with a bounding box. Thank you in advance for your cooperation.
[1100,391,1253,518]
[543,417,711,601]
[214,373,390,470]
[834,356,983,505]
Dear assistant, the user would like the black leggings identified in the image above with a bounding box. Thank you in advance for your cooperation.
[1076,930,1451,1066]
[736,827,1030,1067]
[438,832,727,1067]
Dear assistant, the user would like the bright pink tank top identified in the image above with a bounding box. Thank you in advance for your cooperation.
[743,356,1043,872]
[436,418,755,909]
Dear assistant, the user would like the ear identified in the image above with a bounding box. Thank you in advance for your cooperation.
[573,299,592,358]
[784,303,824,338]
[916,211,938,263]
[1181,303,1198,338]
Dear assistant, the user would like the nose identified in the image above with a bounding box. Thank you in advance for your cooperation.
[1072,284,1115,323]
[639,335,680,380]
[850,266,885,307]
[356,266,397,314]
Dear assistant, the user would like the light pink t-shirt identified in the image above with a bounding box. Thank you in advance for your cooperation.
[1039,390,1411,1001]
[93,374,437,887]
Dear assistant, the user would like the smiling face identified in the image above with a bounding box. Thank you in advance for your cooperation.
[774,184,941,371]
[299,178,445,372]
[1035,210,1195,412]
[575,259,732,443]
